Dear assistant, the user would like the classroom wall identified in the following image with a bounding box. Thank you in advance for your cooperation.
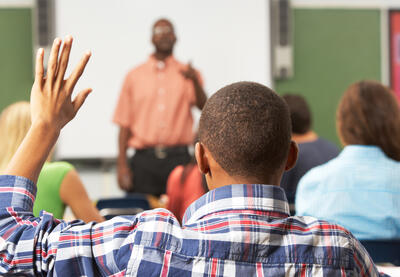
[275,8,381,146]
[0,3,387,155]
[54,0,272,159]
[0,8,33,112]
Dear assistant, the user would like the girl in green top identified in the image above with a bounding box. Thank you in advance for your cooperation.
[0,102,104,223]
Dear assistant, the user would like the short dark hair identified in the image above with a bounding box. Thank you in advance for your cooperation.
[282,94,311,134]
[199,81,291,179]
[337,80,400,161]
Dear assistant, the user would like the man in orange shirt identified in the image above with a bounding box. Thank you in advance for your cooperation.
[113,18,207,196]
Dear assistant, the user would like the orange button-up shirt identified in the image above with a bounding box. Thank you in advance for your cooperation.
[113,55,203,149]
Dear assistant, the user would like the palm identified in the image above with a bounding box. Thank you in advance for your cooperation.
[30,37,92,131]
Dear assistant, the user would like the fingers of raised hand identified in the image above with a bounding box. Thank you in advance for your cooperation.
[46,38,62,85]
[64,51,91,96]
[72,88,92,114]
[54,36,73,91]
[34,48,44,87]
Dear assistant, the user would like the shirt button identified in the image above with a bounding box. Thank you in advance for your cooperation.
[157,61,165,70]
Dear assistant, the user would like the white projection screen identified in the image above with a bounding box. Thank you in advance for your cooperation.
[55,0,272,159]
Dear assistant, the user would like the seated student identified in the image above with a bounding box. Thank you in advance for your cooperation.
[0,38,383,276]
[296,80,400,240]
[0,101,104,223]
[280,94,339,203]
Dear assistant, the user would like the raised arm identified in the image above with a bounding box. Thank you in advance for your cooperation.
[181,63,207,109]
[0,37,139,276]
[4,36,91,182]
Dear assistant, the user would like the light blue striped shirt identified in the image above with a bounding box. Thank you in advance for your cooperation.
[296,145,400,240]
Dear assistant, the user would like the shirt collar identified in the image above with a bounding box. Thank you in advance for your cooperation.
[340,145,385,159]
[182,184,290,225]
[148,54,176,70]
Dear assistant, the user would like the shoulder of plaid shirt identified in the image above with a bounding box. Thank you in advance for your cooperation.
[0,176,386,276]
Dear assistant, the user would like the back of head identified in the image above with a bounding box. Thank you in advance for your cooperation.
[337,80,400,161]
[199,81,291,180]
[282,94,312,134]
[0,102,31,172]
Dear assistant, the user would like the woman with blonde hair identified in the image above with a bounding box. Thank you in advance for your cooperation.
[0,101,104,222]
[295,80,400,240]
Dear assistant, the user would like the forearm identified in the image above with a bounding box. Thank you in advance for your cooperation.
[192,78,207,110]
[4,122,59,183]
[118,127,131,165]
[70,201,105,223]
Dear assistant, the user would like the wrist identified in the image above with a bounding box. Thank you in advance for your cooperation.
[191,76,199,84]
[117,157,128,167]
[31,120,61,139]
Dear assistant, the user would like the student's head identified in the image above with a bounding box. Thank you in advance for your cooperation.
[152,18,176,54]
[337,80,400,161]
[0,101,31,172]
[196,81,297,189]
[282,94,312,135]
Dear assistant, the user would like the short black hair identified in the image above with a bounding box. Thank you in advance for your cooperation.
[199,81,291,179]
[282,94,311,134]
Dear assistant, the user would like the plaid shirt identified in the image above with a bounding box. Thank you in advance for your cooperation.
[0,175,384,276]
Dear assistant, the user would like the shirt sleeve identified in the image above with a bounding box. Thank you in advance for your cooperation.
[350,234,388,277]
[0,175,139,276]
[113,72,134,128]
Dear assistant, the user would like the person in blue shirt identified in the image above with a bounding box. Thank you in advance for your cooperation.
[280,94,339,204]
[296,80,400,240]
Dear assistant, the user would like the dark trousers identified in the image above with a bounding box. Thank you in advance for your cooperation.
[128,146,191,196]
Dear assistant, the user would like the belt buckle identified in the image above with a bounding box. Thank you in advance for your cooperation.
[154,146,167,159]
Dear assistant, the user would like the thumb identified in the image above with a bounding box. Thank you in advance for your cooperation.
[73,88,92,113]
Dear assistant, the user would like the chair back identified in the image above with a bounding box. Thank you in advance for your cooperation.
[96,194,151,220]
[360,240,400,266]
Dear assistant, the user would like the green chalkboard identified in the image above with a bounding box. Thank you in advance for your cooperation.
[275,9,381,147]
[0,8,33,112]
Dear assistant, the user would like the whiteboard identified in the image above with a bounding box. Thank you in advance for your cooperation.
[55,0,271,159]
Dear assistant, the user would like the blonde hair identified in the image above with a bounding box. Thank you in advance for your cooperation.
[0,101,31,172]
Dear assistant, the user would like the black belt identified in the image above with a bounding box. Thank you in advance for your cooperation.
[136,145,188,159]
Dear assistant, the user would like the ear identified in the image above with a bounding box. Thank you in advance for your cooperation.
[195,142,210,175]
[284,141,298,171]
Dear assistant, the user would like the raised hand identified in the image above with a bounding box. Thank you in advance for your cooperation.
[30,36,92,132]
[180,62,198,82]
[5,36,92,182]
[180,62,207,109]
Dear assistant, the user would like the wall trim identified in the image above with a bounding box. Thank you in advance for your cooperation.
[381,9,390,85]
[292,0,400,9]
[0,0,34,8]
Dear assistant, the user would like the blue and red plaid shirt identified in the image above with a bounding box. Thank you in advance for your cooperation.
[0,175,384,276]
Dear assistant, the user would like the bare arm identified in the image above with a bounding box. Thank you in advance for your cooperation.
[59,169,105,223]
[181,63,207,109]
[192,77,207,110]
[4,37,91,182]
[117,126,133,191]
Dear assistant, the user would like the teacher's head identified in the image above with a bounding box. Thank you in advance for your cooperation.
[152,18,176,55]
